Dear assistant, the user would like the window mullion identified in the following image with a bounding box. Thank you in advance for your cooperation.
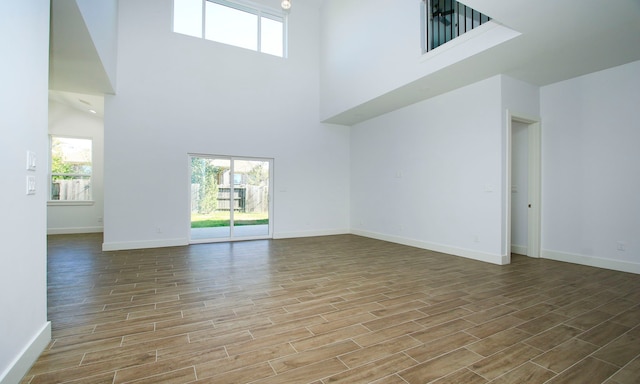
[257,10,262,53]
[175,0,285,57]
[201,0,206,38]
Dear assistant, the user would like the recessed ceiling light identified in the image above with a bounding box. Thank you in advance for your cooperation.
[88,109,97,114]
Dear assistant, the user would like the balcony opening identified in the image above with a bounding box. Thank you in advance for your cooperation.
[422,0,491,52]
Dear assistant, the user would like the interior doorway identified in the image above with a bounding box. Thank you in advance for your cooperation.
[189,154,273,243]
[507,113,541,259]
[511,121,529,255]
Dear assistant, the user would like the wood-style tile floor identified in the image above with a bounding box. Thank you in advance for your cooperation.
[21,234,640,383]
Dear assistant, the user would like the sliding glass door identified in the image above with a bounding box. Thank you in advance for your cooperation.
[189,155,272,242]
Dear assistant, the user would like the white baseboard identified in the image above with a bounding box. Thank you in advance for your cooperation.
[47,226,103,235]
[0,322,51,384]
[273,228,349,240]
[542,249,640,275]
[351,229,506,265]
[102,230,351,251]
[102,238,188,251]
[511,244,528,255]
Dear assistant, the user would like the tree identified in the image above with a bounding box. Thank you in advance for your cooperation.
[51,139,78,178]
[191,157,222,214]
[246,163,268,186]
[200,163,219,214]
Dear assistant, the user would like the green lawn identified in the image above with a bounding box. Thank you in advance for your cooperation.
[191,212,268,228]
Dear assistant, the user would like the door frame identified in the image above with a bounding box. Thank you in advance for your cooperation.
[505,111,541,260]
[188,153,274,243]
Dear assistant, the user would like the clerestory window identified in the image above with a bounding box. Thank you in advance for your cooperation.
[173,0,286,58]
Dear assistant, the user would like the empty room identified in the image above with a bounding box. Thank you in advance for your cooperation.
[1,0,639,383]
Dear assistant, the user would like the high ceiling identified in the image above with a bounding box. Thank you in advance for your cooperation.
[324,0,640,125]
[49,0,640,124]
[48,0,113,117]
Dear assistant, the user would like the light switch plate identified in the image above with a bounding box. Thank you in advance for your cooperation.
[27,151,36,171]
[26,175,36,195]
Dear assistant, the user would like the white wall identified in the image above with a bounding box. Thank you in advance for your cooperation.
[500,75,540,121]
[0,1,51,383]
[103,0,349,250]
[76,0,119,90]
[48,100,105,234]
[350,76,505,264]
[541,60,640,273]
[319,0,421,119]
[318,0,520,122]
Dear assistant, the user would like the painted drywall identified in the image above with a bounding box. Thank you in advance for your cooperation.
[511,121,529,253]
[0,1,51,383]
[350,76,505,264]
[500,76,540,119]
[540,60,640,273]
[76,0,119,90]
[48,100,105,234]
[319,0,420,119]
[318,0,520,123]
[103,0,349,250]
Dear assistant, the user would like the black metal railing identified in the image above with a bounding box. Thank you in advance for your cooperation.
[424,0,491,52]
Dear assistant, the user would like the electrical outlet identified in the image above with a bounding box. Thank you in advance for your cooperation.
[617,242,627,251]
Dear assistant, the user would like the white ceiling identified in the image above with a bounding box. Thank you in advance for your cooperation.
[49,89,104,117]
[324,0,640,125]
[48,0,640,124]
[49,0,111,118]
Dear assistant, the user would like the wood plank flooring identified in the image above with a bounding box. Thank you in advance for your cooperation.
[21,234,640,383]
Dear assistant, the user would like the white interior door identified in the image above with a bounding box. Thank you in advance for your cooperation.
[507,113,541,259]
[511,121,529,255]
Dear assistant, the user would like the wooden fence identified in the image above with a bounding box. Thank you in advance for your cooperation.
[191,184,268,213]
[51,180,91,201]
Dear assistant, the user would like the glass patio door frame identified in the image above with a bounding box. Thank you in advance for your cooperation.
[189,154,273,243]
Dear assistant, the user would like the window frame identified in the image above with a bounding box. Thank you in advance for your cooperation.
[173,0,288,58]
[48,135,94,205]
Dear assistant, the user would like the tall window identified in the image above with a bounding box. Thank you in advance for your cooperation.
[173,0,286,57]
[50,136,92,201]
